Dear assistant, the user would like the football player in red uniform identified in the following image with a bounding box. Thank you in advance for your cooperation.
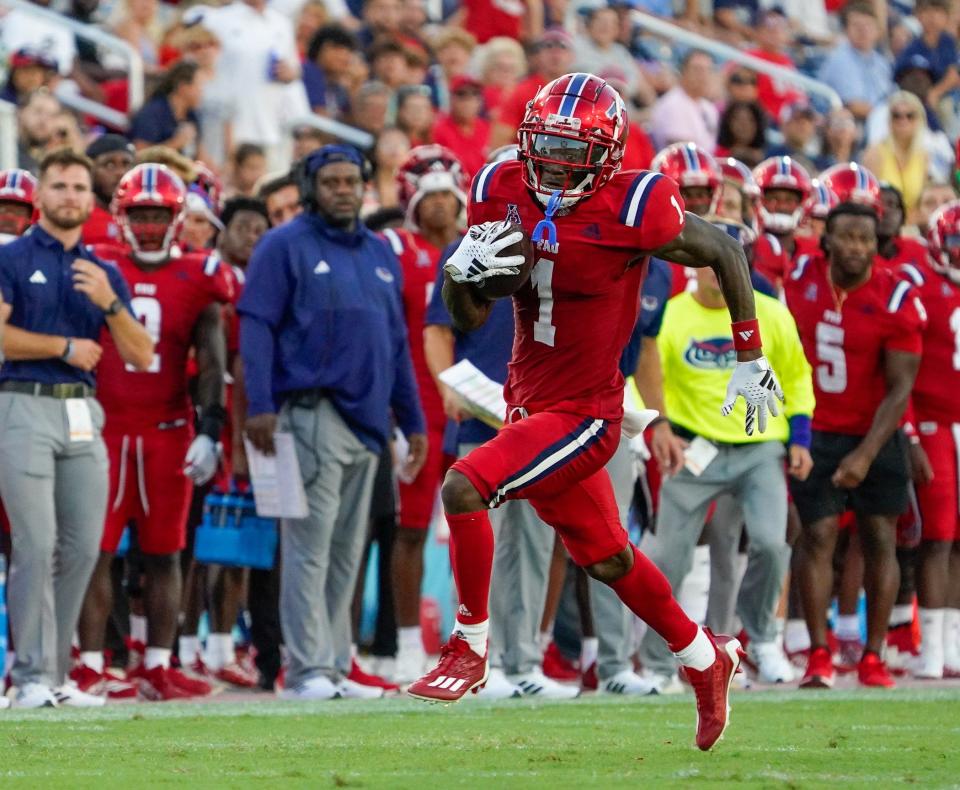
[381,145,468,682]
[875,183,929,273]
[903,201,960,678]
[796,179,838,242]
[73,164,231,701]
[407,73,784,751]
[752,155,815,287]
[0,168,37,242]
[81,135,134,246]
[784,201,925,690]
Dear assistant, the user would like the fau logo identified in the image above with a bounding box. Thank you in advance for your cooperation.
[536,239,559,254]
[134,282,158,295]
[684,337,736,370]
[823,309,842,325]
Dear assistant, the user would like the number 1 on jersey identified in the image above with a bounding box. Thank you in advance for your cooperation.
[531,257,556,347]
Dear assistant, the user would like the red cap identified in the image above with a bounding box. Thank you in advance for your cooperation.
[449,74,483,94]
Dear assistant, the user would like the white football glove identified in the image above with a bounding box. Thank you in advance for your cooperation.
[444,221,525,285]
[184,434,221,485]
[720,356,785,436]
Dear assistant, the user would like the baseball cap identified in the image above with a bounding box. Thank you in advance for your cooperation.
[449,74,483,94]
[894,52,935,80]
[10,47,58,72]
[86,134,136,160]
[780,101,819,125]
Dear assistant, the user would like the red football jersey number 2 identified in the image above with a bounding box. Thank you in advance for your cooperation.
[129,296,162,373]
[531,257,556,347]
[815,321,846,393]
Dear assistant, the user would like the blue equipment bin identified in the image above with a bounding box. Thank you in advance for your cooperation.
[194,491,278,570]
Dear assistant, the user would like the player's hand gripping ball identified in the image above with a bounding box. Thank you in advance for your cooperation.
[444,220,534,299]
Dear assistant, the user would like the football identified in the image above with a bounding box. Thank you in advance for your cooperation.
[470,222,535,300]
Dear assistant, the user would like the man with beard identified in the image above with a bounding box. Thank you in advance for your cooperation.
[0,149,153,708]
[82,135,135,246]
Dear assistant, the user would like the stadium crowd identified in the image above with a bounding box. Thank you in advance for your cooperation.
[0,0,959,708]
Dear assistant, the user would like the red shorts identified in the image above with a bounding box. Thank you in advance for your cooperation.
[453,410,626,566]
[915,423,960,542]
[398,428,449,529]
[102,425,193,555]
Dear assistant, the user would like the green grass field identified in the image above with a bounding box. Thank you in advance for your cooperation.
[2,689,959,788]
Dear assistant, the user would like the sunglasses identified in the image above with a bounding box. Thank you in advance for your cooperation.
[892,111,917,120]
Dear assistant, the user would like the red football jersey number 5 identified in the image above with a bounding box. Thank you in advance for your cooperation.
[129,296,162,373]
[531,257,556,347]
[815,321,846,393]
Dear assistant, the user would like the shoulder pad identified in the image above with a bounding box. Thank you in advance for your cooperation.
[470,160,511,204]
[790,254,812,282]
[886,277,913,314]
[897,262,925,287]
[764,233,782,256]
[618,171,664,228]
[382,228,405,256]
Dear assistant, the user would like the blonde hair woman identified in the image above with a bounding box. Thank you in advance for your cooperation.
[862,91,929,220]
[476,37,527,114]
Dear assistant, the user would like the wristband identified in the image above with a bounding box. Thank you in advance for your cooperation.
[198,404,227,441]
[788,414,811,450]
[731,318,762,351]
[60,338,73,361]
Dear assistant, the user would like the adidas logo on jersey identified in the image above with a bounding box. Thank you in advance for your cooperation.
[314,260,330,274]
[28,269,47,284]
[738,329,754,342]
[582,223,601,239]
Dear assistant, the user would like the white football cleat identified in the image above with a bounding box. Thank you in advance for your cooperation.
[602,669,657,696]
[646,672,685,695]
[277,675,338,701]
[747,641,796,684]
[508,668,580,699]
[335,677,385,699]
[53,681,106,707]
[14,683,57,708]
[473,667,521,700]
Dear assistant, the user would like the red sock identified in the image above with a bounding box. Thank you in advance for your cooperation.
[609,544,698,651]
[446,510,494,625]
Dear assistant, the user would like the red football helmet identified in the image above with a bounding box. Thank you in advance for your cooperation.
[719,157,760,200]
[819,162,882,214]
[803,179,840,221]
[0,168,37,237]
[753,156,812,234]
[517,72,628,207]
[651,142,722,216]
[396,145,468,228]
[112,163,187,263]
[193,161,223,212]
[926,199,960,283]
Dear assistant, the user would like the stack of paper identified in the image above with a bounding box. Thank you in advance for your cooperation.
[438,360,507,428]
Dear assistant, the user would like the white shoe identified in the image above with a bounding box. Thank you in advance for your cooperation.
[335,677,384,699]
[14,683,58,708]
[53,681,105,707]
[646,672,685,695]
[0,695,9,709]
[508,668,580,700]
[393,646,428,684]
[748,641,795,684]
[277,675,338,701]
[369,655,395,681]
[473,667,521,700]
[602,669,657,696]
[911,649,944,680]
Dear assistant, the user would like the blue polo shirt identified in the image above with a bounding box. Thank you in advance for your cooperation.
[0,225,133,387]
[619,256,671,377]
[238,212,424,454]
[129,95,202,149]
[426,242,514,453]
[899,33,959,82]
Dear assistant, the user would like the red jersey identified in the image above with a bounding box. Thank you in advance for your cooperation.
[94,244,233,432]
[784,253,925,436]
[745,49,805,122]
[464,0,523,44]
[83,204,123,246]
[469,161,685,418]
[752,232,790,288]
[875,236,929,275]
[896,260,960,424]
[382,227,446,431]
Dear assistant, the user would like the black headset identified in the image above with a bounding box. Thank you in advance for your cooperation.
[294,144,372,210]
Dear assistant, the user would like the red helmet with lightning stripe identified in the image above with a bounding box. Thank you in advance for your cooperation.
[926,199,960,284]
[0,168,37,237]
[819,162,882,214]
[517,72,628,207]
[112,163,187,263]
[651,142,722,216]
[753,156,812,233]
[804,179,840,221]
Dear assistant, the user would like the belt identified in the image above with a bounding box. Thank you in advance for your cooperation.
[0,381,95,399]
[670,422,748,448]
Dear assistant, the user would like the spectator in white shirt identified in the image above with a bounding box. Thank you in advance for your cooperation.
[650,50,720,153]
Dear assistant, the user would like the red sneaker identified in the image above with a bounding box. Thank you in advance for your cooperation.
[581,662,598,692]
[189,656,214,678]
[125,638,145,674]
[168,666,214,696]
[138,666,196,701]
[542,641,579,682]
[215,661,259,688]
[857,652,895,688]
[799,646,835,689]
[69,664,138,700]
[886,624,919,676]
[407,634,488,703]
[683,630,743,751]
[349,660,399,692]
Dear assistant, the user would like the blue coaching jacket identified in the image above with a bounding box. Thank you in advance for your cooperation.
[238,212,425,454]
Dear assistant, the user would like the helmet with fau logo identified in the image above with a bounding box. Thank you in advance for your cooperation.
[396,145,468,229]
[0,168,37,237]
[517,72,628,209]
[651,142,722,216]
[819,162,882,214]
[752,156,812,233]
[926,200,960,284]
[112,163,187,263]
